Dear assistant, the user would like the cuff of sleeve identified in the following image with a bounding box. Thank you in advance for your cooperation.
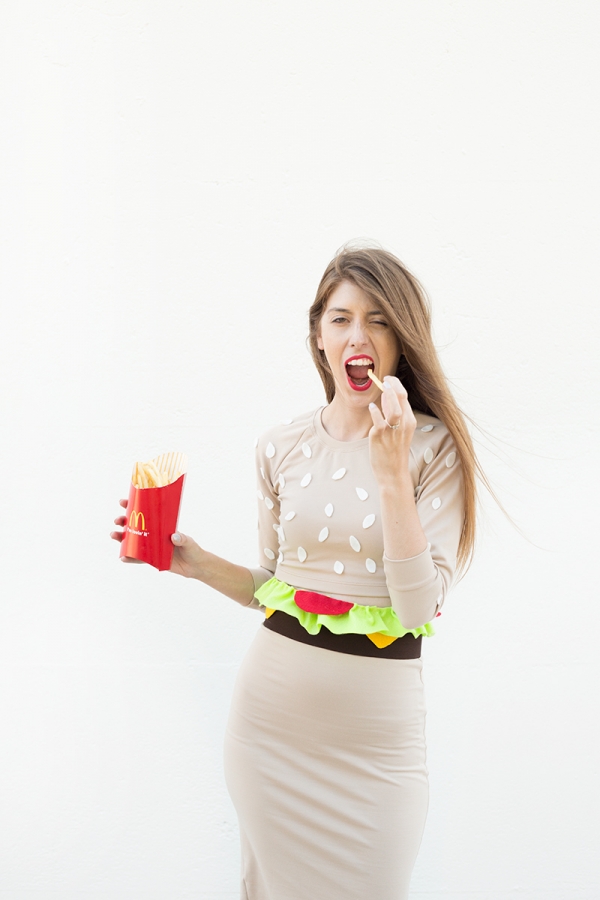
[382,543,436,590]
[248,566,275,596]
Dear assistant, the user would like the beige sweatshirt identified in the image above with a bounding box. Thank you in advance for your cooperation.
[247,406,465,630]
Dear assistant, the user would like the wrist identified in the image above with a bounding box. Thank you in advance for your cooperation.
[377,472,414,497]
[187,545,211,582]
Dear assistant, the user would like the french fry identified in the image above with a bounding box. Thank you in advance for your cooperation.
[144,460,163,488]
[130,452,188,489]
[367,369,385,391]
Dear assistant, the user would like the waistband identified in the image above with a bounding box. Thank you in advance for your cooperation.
[263,610,422,659]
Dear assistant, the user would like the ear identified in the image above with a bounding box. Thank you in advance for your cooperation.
[317,332,324,351]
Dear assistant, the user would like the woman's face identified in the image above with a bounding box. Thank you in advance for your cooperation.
[317,281,402,404]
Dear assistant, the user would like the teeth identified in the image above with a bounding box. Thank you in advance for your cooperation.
[347,358,373,366]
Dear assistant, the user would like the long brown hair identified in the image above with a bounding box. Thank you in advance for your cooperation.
[308,245,486,577]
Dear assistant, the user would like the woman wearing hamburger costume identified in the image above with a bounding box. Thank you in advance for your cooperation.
[113,247,478,899]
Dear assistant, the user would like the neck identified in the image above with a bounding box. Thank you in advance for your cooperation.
[321,395,379,442]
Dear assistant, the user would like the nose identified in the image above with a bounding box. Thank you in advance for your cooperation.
[349,320,369,348]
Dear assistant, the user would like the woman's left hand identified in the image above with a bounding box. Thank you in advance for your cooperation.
[368,375,417,484]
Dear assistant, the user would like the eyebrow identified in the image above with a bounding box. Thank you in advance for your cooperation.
[328,307,385,316]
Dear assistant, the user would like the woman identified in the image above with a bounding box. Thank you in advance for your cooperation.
[112,246,477,899]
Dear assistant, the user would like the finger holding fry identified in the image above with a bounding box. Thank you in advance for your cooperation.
[380,379,404,425]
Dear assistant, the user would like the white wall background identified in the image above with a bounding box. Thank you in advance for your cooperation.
[1,2,599,898]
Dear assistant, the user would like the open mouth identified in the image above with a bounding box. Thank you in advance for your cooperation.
[345,355,374,392]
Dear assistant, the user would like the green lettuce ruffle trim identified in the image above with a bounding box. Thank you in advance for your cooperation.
[254,577,435,638]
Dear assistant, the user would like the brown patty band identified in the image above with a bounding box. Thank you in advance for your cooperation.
[263,610,422,659]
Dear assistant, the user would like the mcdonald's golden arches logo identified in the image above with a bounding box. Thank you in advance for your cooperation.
[129,510,146,530]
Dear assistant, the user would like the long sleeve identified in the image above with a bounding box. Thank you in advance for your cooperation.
[383,425,464,629]
[246,434,285,607]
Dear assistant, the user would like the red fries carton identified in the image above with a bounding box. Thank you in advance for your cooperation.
[120,452,187,571]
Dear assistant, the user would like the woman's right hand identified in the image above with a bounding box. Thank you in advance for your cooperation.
[110,499,203,579]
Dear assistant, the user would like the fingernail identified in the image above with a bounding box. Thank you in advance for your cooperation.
[369,402,376,409]
[383,382,393,389]
[172,532,181,544]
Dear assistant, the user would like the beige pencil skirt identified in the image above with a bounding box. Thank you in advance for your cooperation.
[223,624,429,900]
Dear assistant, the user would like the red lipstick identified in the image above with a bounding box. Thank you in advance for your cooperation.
[344,355,375,392]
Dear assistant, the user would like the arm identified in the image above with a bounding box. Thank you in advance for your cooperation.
[369,380,464,629]
[172,538,259,606]
[111,429,283,610]
[169,433,283,608]
[111,498,258,606]
[247,432,283,601]
[381,428,464,628]
[170,431,283,608]
[378,475,428,561]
